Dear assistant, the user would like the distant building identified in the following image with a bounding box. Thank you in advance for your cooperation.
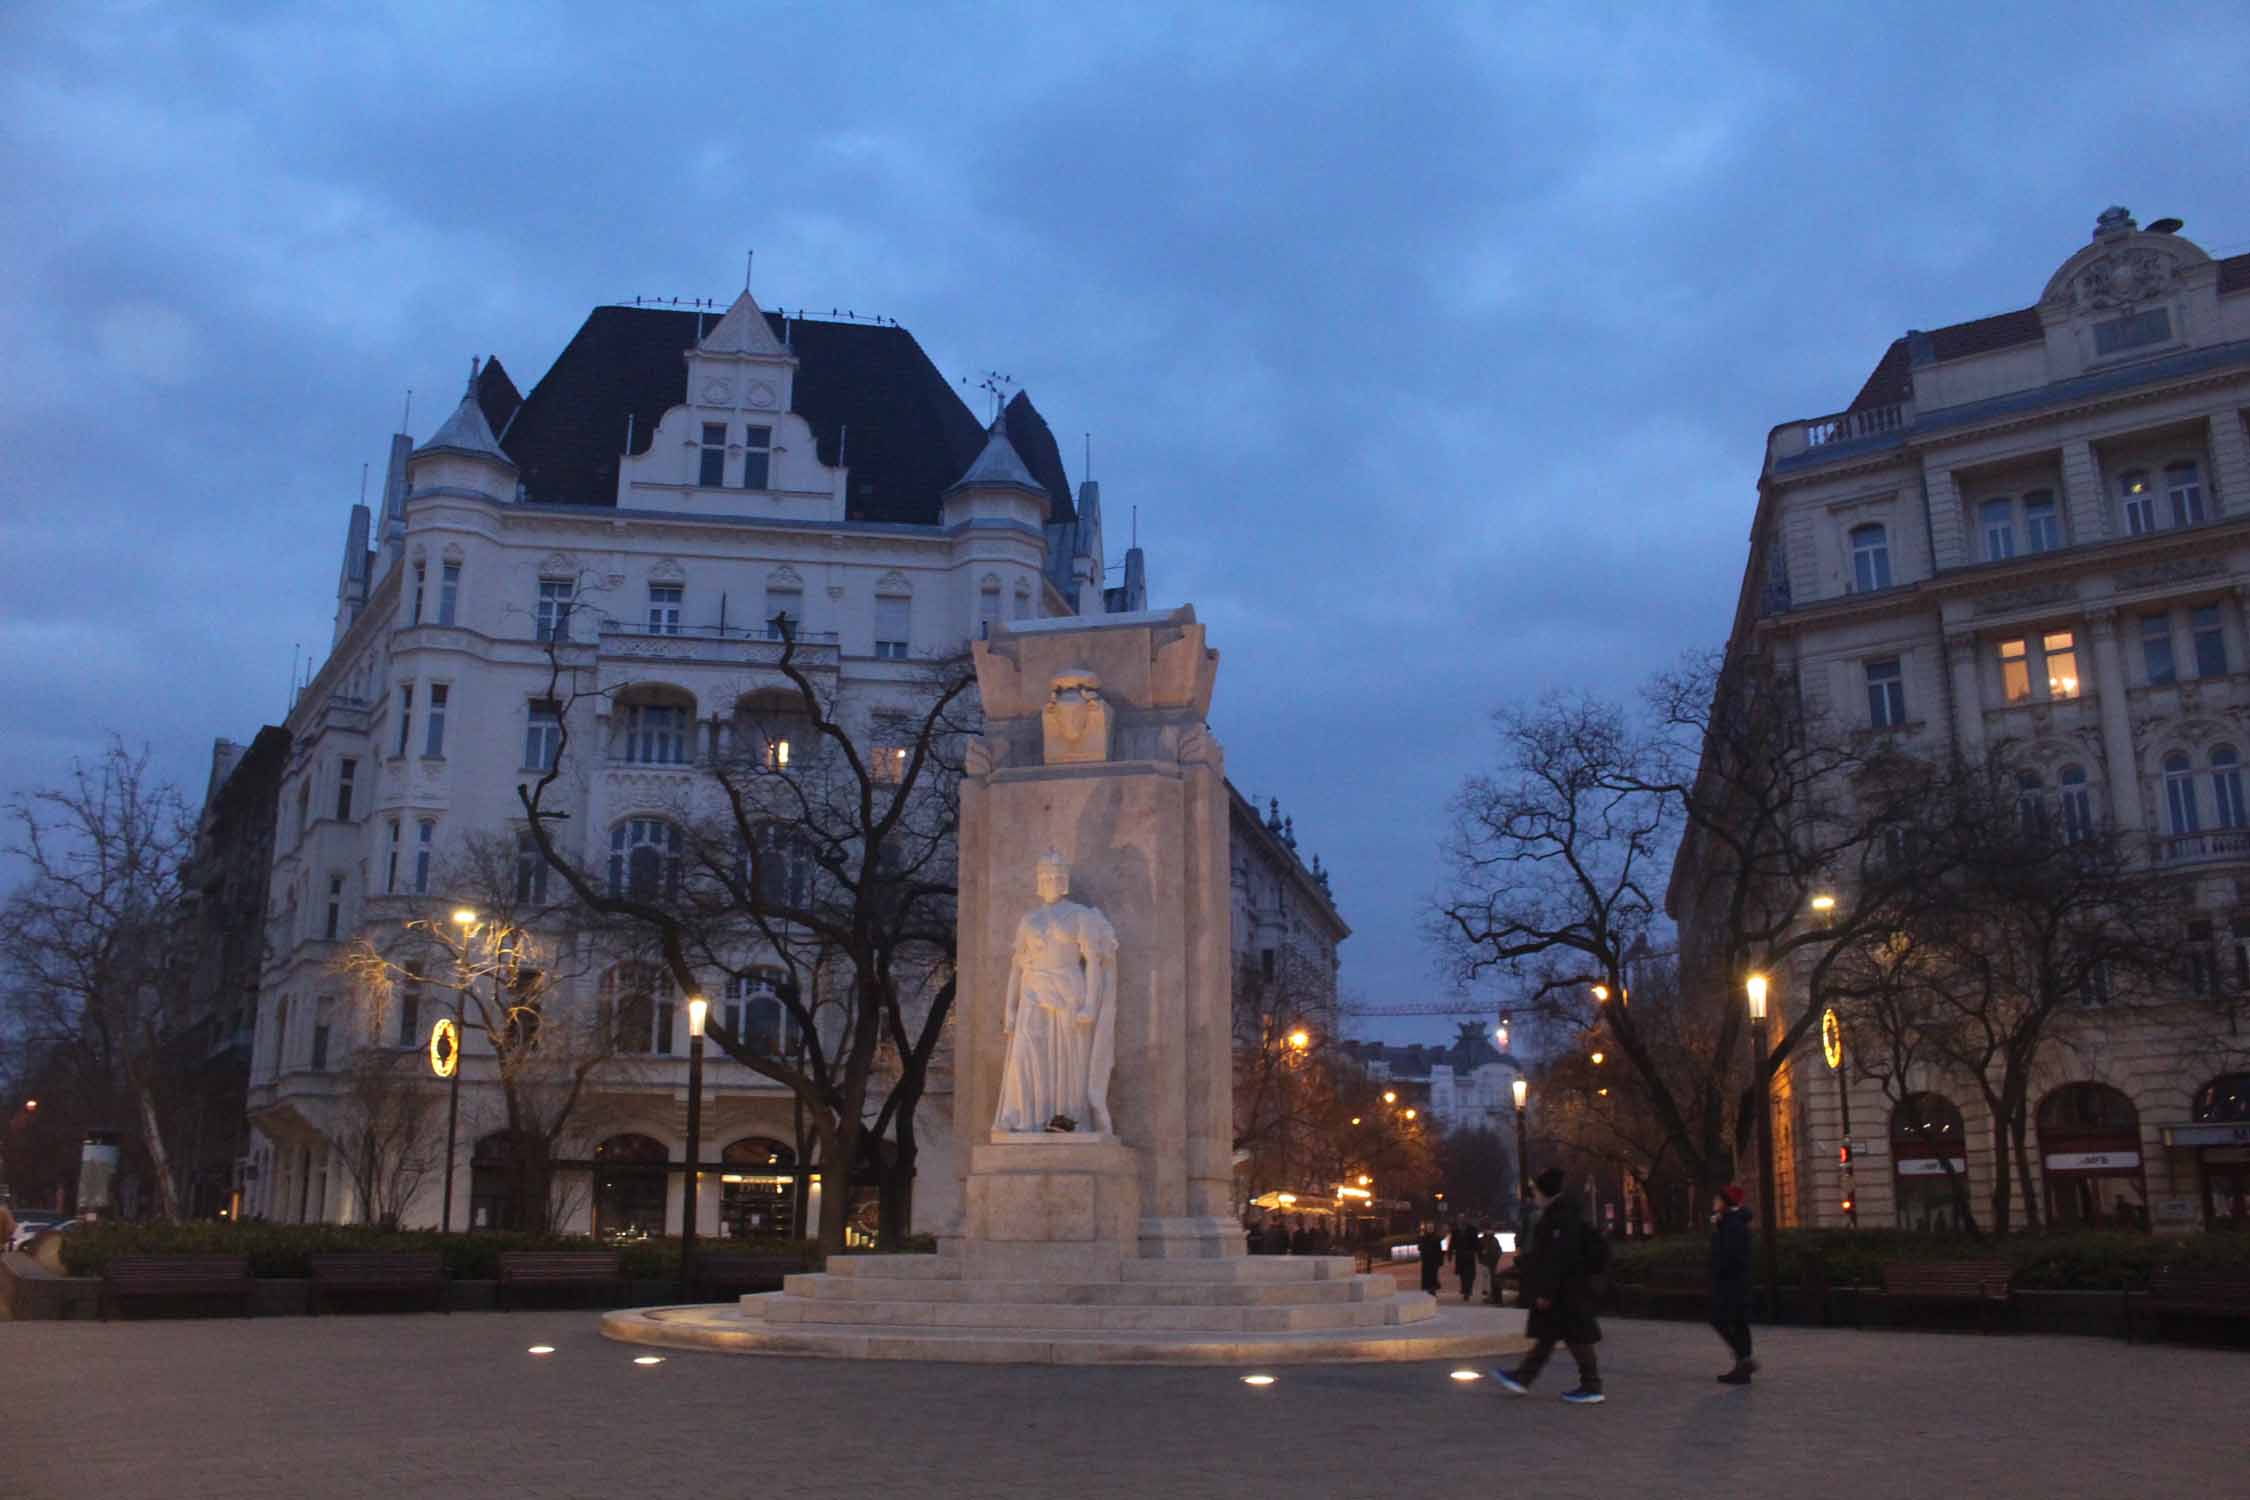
[1340,1023,1523,1134]
[1229,788,1347,1003]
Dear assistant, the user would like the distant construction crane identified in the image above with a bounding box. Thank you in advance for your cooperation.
[1342,1000,1515,1051]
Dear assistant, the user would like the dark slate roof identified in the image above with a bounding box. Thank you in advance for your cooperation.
[1342,1024,1518,1077]
[495,306,1076,526]
[477,356,523,438]
[1847,252,2250,412]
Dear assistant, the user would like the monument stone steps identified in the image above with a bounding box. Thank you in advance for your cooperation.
[817,1253,1359,1285]
[744,1290,1431,1333]
[780,1271,1377,1306]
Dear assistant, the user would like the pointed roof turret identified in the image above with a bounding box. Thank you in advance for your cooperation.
[413,359,516,469]
[946,411,1046,497]
[700,288,792,358]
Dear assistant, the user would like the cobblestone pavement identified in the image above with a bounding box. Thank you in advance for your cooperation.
[5,1308,2242,1499]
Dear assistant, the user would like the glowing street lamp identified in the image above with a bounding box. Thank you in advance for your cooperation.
[1403,1108,1418,1121]
[1810,894,1837,915]
[681,995,709,1297]
[1590,1051,1605,1066]
[451,907,479,930]
[1511,1076,1530,1207]
[1744,970,1779,1320]
[1591,984,1610,1002]
[1382,1091,1397,1105]
[437,907,480,1234]
[1286,1028,1311,1051]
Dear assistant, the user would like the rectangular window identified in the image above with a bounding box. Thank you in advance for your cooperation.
[2142,613,2177,686]
[2042,631,2080,700]
[2093,307,2171,356]
[336,758,358,821]
[395,684,414,757]
[413,819,435,895]
[740,425,772,490]
[325,875,343,941]
[654,1001,676,1056]
[273,998,290,1072]
[2187,920,2217,997]
[2022,492,2061,553]
[2121,473,2157,535]
[425,683,448,757]
[515,831,550,904]
[764,583,803,640]
[874,595,910,659]
[700,422,727,486]
[1850,525,1892,592]
[536,578,574,643]
[398,986,422,1048]
[525,699,562,770]
[2192,604,2227,677]
[1999,639,2031,704]
[2059,772,2095,845]
[438,562,460,626]
[622,704,690,765]
[1864,657,1906,727]
[311,998,333,1071]
[412,561,427,623]
[385,818,401,894]
[2168,462,2206,527]
[1979,498,2015,561]
[648,585,683,636]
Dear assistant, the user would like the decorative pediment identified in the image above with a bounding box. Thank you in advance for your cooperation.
[648,558,687,585]
[767,564,803,588]
[876,569,912,596]
[2068,246,2180,316]
[539,551,581,579]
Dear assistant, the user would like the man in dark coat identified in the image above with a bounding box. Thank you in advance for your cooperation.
[1415,1220,1445,1295]
[1452,1220,1481,1300]
[1710,1184,1757,1384]
[1491,1168,1603,1404]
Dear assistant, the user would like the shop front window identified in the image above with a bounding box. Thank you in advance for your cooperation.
[720,1137,799,1240]
[2036,1082,2146,1230]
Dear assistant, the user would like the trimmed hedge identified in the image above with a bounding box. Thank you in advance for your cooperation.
[1607,1227,2250,1292]
[57,1222,819,1282]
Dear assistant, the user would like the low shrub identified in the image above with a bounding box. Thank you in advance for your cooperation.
[57,1222,817,1281]
[1605,1226,2250,1292]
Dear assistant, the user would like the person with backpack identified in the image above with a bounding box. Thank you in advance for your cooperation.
[1710,1184,1757,1384]
[1491,1167,1606,1404]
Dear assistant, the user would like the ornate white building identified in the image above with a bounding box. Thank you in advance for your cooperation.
[243,288,1147,1237]
[1677,209,2250,1234]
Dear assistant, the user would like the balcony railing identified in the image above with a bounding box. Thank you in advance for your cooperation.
[2155,829,2250,866]
[1771,401,1914,464]
[596,620,841,666]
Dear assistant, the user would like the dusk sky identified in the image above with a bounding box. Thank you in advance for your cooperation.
[5,1,2247,1042]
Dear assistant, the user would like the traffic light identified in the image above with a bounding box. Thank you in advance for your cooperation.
[1838,1142,1852,1166]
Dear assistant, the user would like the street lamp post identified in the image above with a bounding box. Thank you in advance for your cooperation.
[1745,973,1782,1324]
[682,996,708,1300]
[1511,1075,1529,1223]
[440,907,478,1233]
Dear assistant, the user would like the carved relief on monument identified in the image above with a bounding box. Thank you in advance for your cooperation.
[2070,247,2178,315]
[993,852,1118,1137]
[1040,669,1114,765]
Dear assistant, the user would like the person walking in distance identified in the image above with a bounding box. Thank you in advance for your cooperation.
[1491,1168,1607,1404]
[1452,1218,1481,1301]
[1711,1185,1757,1385]
[1416,1219,1445,1296]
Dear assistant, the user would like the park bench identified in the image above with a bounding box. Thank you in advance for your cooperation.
[685,1252,800,1302]
[2125,1264,2250,1344]
[308,1252,448,1316]
[497,1250,626,1311]
[1879,1259,2012,1333]
[100,1255,255,1320]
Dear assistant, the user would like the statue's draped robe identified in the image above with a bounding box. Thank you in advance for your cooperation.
[994,900,1118,1134]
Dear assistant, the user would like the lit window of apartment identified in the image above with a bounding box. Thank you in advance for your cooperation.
[336,757,358,820]
[413,819,435,894]
[648,584,683,635]
[2192,604,2228,677]
[700,422,727,486]
[535,578,573,642]
[2058,765,2095,844]
[874,592,911,659]
[424,684,449,757]
[2120,471,2157,535]
[524,699,562,771]
[395,683,414,757]
[2142,613,2177,685]
[1997,632,2080,704]
[1864,657,1906,728]
[740,425,772,490]
[1849,523,1892,592]
[438,562,460,625]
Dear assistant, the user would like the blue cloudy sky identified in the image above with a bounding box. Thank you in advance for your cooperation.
[4,1,2247,1039]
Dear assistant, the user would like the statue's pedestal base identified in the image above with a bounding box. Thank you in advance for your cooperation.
[962,1137,1139,1278]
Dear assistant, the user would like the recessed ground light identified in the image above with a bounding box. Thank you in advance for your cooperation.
[1241,1373,1275,1386]
[526,1345,556,1356]
[632,1355,665,1366]
[1449,1370,1483,1382]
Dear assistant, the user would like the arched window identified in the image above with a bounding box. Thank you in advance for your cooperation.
[2057,765,2095,844]
[2119,470,2156,535]
[2166,460,2206,527]
[722,970,802,1057]
[2036,1082,2145,1230]
[614,687,696,766]
[592,1133,669,1240]
[2194,1074,2250,1123]
[2212,747,2246,830]
[609,818,681,899]
[1890,1093,1971,1233]
[721,1136,800,1238]
[742,823,815,911]
[1849,523,1892,592]
[600,963,674,1055]
[731,691,811,772]
[2014,770,2047,839]
[2163,751,2200,835]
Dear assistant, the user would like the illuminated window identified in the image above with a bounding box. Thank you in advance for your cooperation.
[2120,470,2156,535]
[2042,631,2080,699]
[1999,639,2030,704]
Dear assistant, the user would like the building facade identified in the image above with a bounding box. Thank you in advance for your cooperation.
[244,288,1146,1237]
[1339,1025,1523,1135]
[1683,208,2250,1234]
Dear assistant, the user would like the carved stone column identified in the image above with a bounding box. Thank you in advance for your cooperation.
[2086,608,2145,831]
[1945,629,1987,762]
[2061,438,2107,544]
[2210,409,2250,519]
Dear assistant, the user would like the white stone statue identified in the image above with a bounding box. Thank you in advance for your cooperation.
[993,851,1118,1136]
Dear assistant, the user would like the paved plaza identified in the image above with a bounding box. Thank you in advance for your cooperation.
[4,1308,2242,1499]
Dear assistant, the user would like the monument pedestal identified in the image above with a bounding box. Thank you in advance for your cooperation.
[962,1136,1140,1279]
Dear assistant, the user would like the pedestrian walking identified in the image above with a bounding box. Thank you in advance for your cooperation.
[1416,1220,1445,1295]
[1710,1185,1757,1385]
[1478,1222,1503,1303]
[1452,1219,1481,1301]
[1491,1167,1607,1404]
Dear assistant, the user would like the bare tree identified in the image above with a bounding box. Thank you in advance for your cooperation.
[1231,947,1343,1189]
[0,741,195,1217]
[325,1049,444,1229]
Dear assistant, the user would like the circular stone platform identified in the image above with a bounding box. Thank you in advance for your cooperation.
[601,1300,1528,1366]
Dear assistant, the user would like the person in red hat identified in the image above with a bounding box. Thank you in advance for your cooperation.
[1710,1185,1756,1383]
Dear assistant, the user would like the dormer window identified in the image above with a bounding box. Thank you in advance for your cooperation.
[699,423,727,487]
[1849,523,1891,592]
[740,425,772,490]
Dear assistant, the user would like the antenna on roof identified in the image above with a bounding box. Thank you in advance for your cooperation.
[1084,432,1091,480]
[401,389,413,433]
[1132,505,1139,548]
[745,249,754,291]
[358,463,368,506]
[286,643,299,717]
